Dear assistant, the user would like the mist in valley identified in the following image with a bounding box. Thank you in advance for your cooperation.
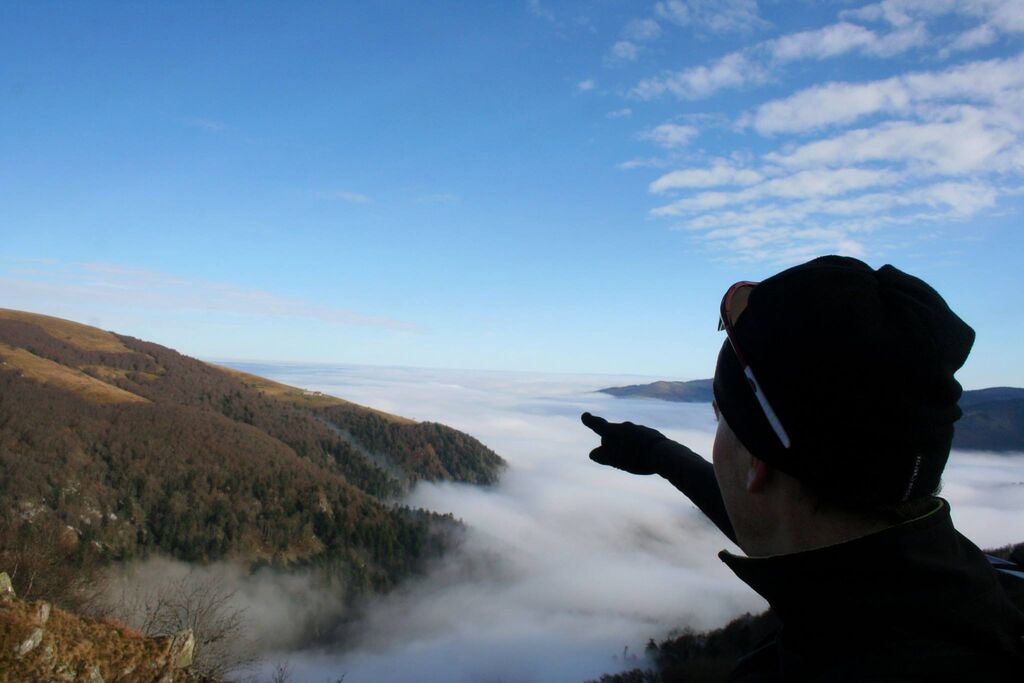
[117,363,1024,683]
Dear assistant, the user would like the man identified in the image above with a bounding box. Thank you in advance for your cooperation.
[582,255,1024,680]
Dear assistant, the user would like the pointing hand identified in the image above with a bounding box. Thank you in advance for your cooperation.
[581,412,669,476]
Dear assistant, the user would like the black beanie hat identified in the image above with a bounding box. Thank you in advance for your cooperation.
[712,255,975,505]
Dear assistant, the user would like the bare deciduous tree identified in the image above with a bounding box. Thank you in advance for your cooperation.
[109,569,256,679]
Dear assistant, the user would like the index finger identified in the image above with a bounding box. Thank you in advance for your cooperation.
[581,412,610,435]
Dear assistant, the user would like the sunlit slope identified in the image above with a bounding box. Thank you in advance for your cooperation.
[0,308,504,591]
[217,364,414,422]
[0,342,148,404]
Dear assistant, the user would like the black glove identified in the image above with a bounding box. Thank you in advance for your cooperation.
[581,412,669,475]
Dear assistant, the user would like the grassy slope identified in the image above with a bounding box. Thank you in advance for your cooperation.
[217,364,414,423]
[0,308,503,594]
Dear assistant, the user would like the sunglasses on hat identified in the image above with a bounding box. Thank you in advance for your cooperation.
[718,281,792,449]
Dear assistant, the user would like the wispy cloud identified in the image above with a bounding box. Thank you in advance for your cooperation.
[321,190,372,204]
[650,161,763,193]
[640,122,699,149]
[526,0,554,22]
[185,117,226,132]
[606,108,633,119]
[765,20,928,62]
[632,52,764,100]
[630,13,933,102]
[609,41,639,62]
[593,2,1024,262]
[607,18,663,63]
[764,111,1018,175]
[654,0,767,34]
[944,24,999,55]
[743,53,1024,134]
[1,261,419,333]
[842,0,1024,34]
[618,157,671,170]
[577,79,597,92]
[624,18,662,42]
[653,167,901,214]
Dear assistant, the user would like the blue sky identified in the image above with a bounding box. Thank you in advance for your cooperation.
[3,0,1024,387]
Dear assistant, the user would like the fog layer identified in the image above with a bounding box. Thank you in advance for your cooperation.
[225,363,1024,683]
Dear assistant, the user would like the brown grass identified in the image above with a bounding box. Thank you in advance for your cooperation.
[216,364,415,424]
[0,308,132,354]
[0,596,193,682]
[0,343,148,404]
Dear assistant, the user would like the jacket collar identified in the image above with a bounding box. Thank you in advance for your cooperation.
[718,498,994,630]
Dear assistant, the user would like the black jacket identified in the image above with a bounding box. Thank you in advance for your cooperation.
[658,443,1024,681]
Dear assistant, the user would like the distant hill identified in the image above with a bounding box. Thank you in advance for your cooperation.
[598,379,714,403]
[0,308,505,596]
[599,379,1024,453]
[954,390,1024,452]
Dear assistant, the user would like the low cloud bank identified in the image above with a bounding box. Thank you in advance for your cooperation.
[101,556,347,657]
[229,363,1024,683]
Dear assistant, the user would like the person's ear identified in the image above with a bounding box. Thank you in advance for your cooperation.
[746,456,770,493]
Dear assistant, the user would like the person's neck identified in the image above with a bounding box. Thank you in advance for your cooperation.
[739,497,896,558]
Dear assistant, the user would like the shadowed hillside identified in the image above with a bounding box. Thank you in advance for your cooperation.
[0,308,505,599]
[954,388,1024,452]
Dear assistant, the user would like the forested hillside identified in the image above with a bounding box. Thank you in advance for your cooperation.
[0,308,504,598]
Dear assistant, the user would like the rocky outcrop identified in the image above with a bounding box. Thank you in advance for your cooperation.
[0,572,204,682]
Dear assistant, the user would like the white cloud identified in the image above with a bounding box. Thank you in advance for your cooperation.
[577,79,597,91]
[606,108,633,119]
[608,17,662,63]
[618,157,671,170]
[768,22,879,62]
[631,14,933,103]
[610,41,639,62]
[640,122,699,148]
[766,112,1017,175]
[844,0,1024,33]
[621,6,1024,262]
[650,161,764,193]
[323,190,371,204]
[629,18,929,102]
[632,51,764,100]
[746,53,1024,134]
[945,24,999,54]
[654,0,767,34]
[652,167,899,214]
[527,0,555,22]
[624,18,662,42]
[911,180,1000,214]
[704,180,994,224]
[843,0,959,26]
[873,20,930,55]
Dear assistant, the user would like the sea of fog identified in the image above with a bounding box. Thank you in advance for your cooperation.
[208,362,1024,683]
